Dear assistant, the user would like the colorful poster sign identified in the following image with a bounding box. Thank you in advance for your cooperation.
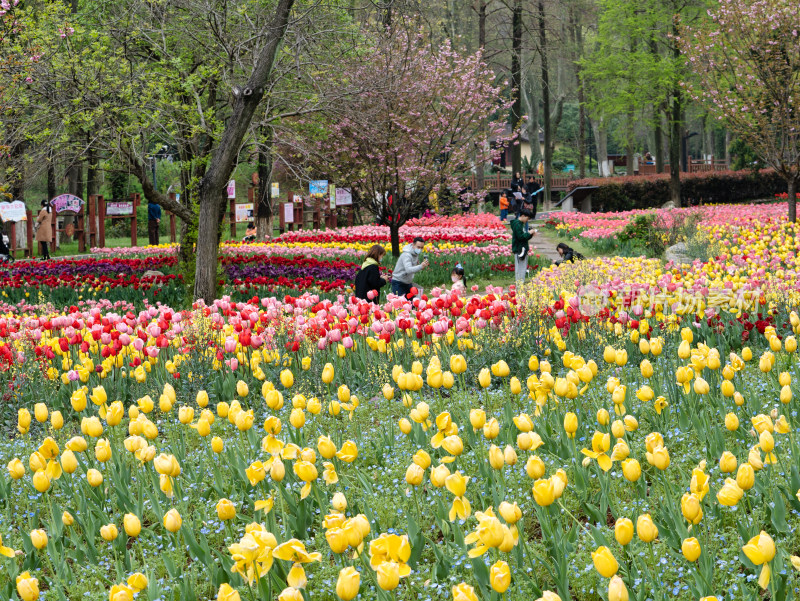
[309,180,328,195]
[283,202,294,223]
[335,188,353,206]
[271,182,280,198]
[106,201,134,216]
[50,194,84,214]
[0,201,27,222]
[227,180,236,199]
[235,203,254,223]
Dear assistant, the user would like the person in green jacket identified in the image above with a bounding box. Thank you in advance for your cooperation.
[510,210,533,282]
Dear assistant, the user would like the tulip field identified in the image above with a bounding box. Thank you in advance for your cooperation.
[1,206,800,601]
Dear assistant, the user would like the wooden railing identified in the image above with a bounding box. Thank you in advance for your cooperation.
[466,173,574,192]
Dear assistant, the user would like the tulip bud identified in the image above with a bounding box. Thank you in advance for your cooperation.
[489,445,504,470]
[621,458,641,482]
[30,528,48,550]
[526,455,545,479]
[608,575,629,601]
[336,566,360,600]
[124,513,141,537]
[563,412,578,437]
[100,524,119,542]
[87,468,103,487]
[211,436,224,453]
[405,463,425,486]
[636,513,658,543]
[62,511,74,527]
[682,537,701,562]
[592,546,619,577]
[490,560,511,593]
[614,518,634,546]
[719,451,737,473]
[430,464,450,488]
[163,508,182,533]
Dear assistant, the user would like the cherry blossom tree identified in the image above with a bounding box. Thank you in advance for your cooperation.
[294,30,509,256]
[680,0,800,221]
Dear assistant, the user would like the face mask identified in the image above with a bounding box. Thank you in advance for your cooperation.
[413,247,422,255]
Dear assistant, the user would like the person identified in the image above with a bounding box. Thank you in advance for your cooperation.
[355,244,390,303]
[35,199,52,260]
[243,222,256,242]
[510,210,533,282]
[0,231,12,263]
[511,189,525,219]
[451,264,466,294]
[499,191,509,221]
[391,236,429,298]
[644,151,654,165]
[525,176,541,220]
[555,242,584,265]
[511,171,524,194]
[147,199,162,245]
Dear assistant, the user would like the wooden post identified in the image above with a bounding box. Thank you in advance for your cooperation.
[9,222,17,259]
[313,198,321,229]
[98,196,106,248]
[294,202,303,230]
[88,194,97,248]
[131,193,140,247]
[168,193,178,243]
[51,210,57,251]
[230,198,236,239]
[26,211,33,258]
[347,206,354,226]
[77,205,86,253]
[278,201,286,235]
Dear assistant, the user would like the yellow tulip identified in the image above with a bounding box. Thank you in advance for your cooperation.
[681,537,701,562]
[532,478,555,507]
[124,514,141,537]
[30,529,48,550]
[614,518,634,546]
[100,524,119,542]
[608,575,629,601]
[336,567,360,600]
[163,508,182,533]
[478,368,491,388]
[592,546,619,577]
[636,513,658,542]
[216,498,236,521]
[490,560,511,593]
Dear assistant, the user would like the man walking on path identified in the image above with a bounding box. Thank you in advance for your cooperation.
[511,210,533,282]
[148,199,162,246]
[391,236,429,298]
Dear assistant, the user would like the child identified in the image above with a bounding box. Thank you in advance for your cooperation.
[499,192,509,222]
[243,222,256,243]
[451,264,466,294]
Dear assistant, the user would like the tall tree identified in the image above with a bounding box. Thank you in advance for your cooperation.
[294,32,507,256]
[537,0,553,204]
[681,0,800,221]
[510,0,523,175]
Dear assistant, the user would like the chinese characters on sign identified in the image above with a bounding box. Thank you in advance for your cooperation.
[50,195,84,214]
[106,201,134,216]
[0,201,27,222]
[227,180,236,199]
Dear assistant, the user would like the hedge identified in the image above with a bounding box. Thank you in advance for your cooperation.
[567,169,786,212]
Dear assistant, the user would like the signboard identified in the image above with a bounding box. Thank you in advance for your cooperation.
[0,201,27,222]
[283,202,294,223]
[335,188,353,206]
[565,164,575,173]
[329,185,336,210]
[227,180,236,199]
[50,194,84,214]
[271,182,280,198]
[310,180,328,195]
[235,203,254,223]
[106,201,134,216]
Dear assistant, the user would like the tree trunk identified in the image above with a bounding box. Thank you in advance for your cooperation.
[256,127,274,241]
[788,177,797,223]
[573,9,586,180]
[521,76,542,166]
[669,17,682,206]
[538,0,552,205]
[47,158,57,200]
[654,111,664,173]
[475,0,487,211]
[510,0,523,175]
[669,92,682,206]
[591,119,608,177]
[626,108,635,175]
[390,223,401,257]
[724,129,731,168]
[193,0,296,302]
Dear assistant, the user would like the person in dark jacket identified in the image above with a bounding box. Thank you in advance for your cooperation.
[555,242,584,265]
[354,244,390,303]
[510,210,533,282]
[525,176,541,219]
[147,199,162,245]
[511,172,524,194]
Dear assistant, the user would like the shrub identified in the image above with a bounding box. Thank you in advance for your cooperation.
[567,169,786,212]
